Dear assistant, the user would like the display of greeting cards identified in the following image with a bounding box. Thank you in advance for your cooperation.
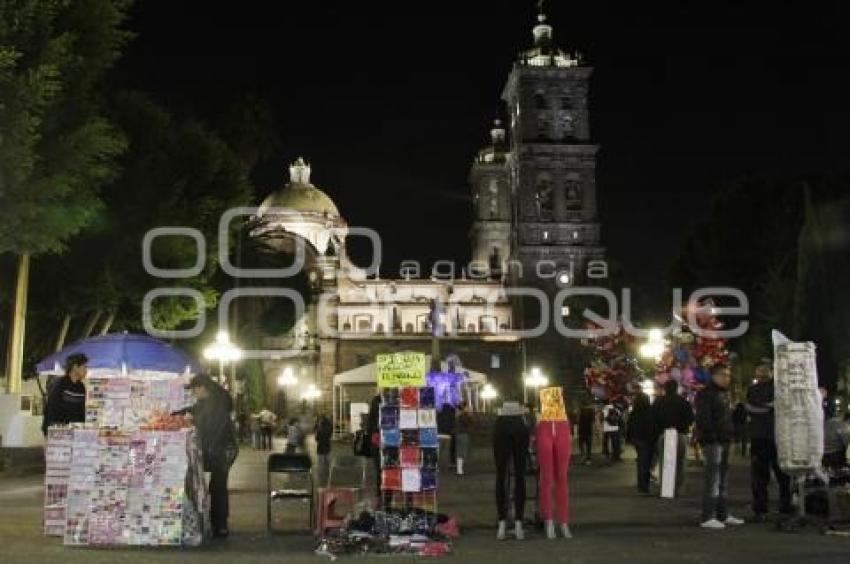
[44,428,74,536]
[539,386,568,421]
[48,427,207,547]
[378,383,439,517]
[85,374,190,428]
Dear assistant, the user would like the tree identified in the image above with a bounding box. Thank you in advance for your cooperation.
[0,0,131,391]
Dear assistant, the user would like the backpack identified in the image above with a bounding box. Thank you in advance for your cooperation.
[606,407,621,427]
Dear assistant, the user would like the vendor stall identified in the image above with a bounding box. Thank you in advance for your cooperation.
[39,333,208,547]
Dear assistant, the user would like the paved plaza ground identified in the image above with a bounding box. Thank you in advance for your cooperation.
[1,437,848,564]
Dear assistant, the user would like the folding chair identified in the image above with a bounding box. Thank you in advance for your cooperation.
[267,453,314,532]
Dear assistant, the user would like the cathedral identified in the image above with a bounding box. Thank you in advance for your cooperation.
[251,9,605,427]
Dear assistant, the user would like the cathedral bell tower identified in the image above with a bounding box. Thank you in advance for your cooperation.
[501,5,606,392]
[469,119,511,279]
[502,8,604,288]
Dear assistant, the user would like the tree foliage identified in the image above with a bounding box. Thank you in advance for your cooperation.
[0,0,131,255]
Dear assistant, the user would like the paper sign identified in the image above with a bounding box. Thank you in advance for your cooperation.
[660,429,678,499]
[376,352,427,388]
[539,387,567,421]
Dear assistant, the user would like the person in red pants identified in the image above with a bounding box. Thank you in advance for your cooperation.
[536,386,573,540]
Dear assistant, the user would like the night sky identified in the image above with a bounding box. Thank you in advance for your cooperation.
[114,0,850,305]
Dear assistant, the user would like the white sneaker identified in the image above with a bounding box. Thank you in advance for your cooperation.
[724,516,745,526]
[545,520,556,539]
[496,520,506,540]
[560,524,573,539]
[700,518,726,530]
[514,521,525,540]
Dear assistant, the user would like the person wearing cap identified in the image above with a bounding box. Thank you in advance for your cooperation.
[42,353,88,435]
[186,374,238,538]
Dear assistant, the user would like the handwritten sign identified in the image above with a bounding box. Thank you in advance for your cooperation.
[376,352,427,388]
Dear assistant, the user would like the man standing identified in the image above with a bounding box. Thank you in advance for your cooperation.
[747,363,792,521]
[186,374,238,538]
[602,400,623,463]
[695,365,744,529]
[42,353,88,434]
[578,403,596,465]
[257,408,277,450]
[652,379,695,497]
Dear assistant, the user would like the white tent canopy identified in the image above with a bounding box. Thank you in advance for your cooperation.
[331,355,489,435]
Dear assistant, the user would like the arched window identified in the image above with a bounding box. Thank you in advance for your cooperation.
[404,323,414,333]
[534,93,546,109]
[565,180,582,211]
[466,323,477,333]
[535,176,554,220]
[343,322,352,331]
[376,323,385,333]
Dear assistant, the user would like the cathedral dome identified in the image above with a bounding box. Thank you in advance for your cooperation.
[258,157,340,217]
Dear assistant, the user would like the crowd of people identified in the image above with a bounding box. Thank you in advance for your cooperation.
[40,350,849,540]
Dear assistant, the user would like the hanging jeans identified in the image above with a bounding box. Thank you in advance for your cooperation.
[493,415,530,521]
[536,420,572,525]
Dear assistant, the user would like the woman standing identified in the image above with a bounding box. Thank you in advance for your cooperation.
[626,392,656,494]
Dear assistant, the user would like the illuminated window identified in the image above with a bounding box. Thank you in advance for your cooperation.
[491,354,501,369]
[542,231,550,241]
[561,306,571,317]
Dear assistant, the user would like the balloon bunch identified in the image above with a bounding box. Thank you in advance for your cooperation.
[581,321,643,402]
[655,299,731,393]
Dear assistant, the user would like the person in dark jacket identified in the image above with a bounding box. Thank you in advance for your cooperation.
[695,365,744,529]
[314,414,333,487]
[42,353,88,435]
[652,379,695,497]
[626,392,656,494]
[186,374,238,538]
[732,402,749,457]
[578,403,596,465]
[438,403,458,468]
[746,363,792,520]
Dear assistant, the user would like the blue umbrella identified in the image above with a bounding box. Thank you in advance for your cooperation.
[36,333,201,375]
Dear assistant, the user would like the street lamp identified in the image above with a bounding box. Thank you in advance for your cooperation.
[203,330,243,389]
[640,328,666,361]
[523,367,548,404]
[301,383,322,410]
[276,367,298,417]
[481,383,498,413]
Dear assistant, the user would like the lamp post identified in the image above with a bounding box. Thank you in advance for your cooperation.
[523,367,548,405]
[203,330,243,392]
[639,328,666,361]
[301,383,322,413]
[481,383,498,413]
[276,367,298,418]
